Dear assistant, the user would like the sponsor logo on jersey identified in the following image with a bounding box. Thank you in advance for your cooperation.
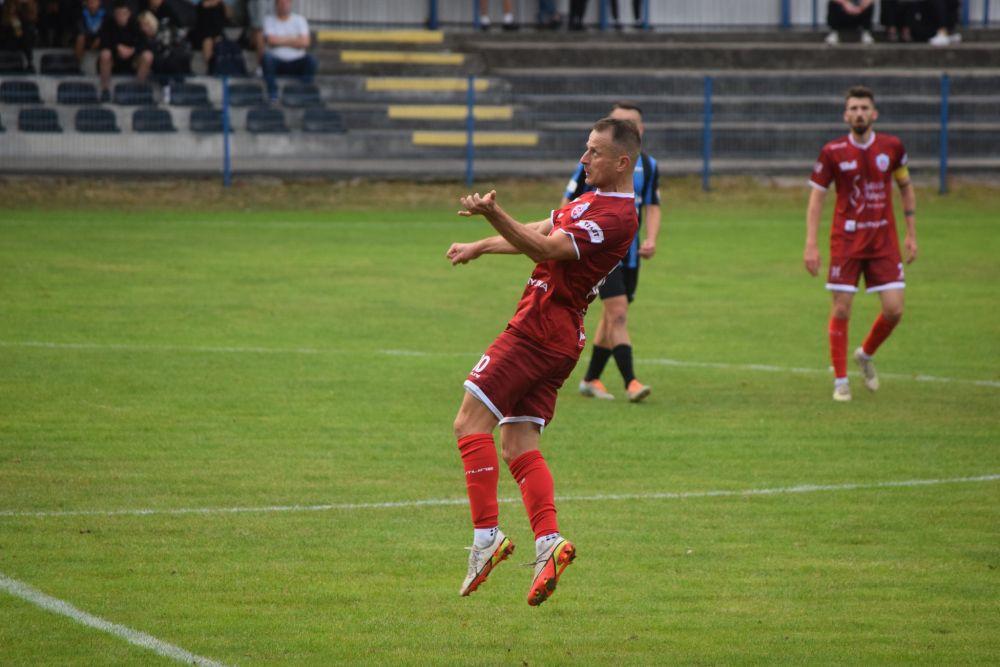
[876,153,891,172]
[570,201,591,220]
[575,219,604,243]
[839,159,858,171]
[844,219,857,233]
[527,277,549,292]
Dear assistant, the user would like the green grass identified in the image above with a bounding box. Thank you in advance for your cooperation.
[1,179,998,665]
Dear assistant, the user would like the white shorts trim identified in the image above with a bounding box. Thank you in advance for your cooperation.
[556,228,581,259]
[866,281,906,293]
[499,415,546,432]
[463,380,503,421]
[825,283,858,293]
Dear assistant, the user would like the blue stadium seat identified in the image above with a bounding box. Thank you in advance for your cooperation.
[246,106,288,133]
[0,51,26,73]
[1,79,41,104]
[113,82,155,106]
[280,83,322,108]
[75,107,120,133]
[18,107,62,132]
[133,107,177,133]
[302,107,346,134]
[169,82,210,107]
[57,81,99,105]
[0,111,5,132]
[227,82,264,107]
[190,107,228,133]
[40,52,82,75]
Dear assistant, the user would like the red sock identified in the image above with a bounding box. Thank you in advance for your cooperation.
[829,316,849,379]
[862,313,899,356]
[457,434,499,529]
[508,450,558,540]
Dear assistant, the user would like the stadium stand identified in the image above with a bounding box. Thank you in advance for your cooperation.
[133,107,177,133]
[246,106,289,133]
[18,107,62,132]
[0,111,4,132]
[0,51,26,74]
[189,107,226,133]
[40,52,82,76]
[280,82,323,108]
[57,81,99,105]
[169,82,211,107]
[113,82,156,106]
[1,80,42,105]
[227,82,266,107]
[302,107,346,134]
[75,107,120,133]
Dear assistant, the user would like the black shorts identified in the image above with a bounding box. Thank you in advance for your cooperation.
[598,263,639,303]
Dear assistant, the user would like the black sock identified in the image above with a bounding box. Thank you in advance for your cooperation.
[584,345,613,381]
[612,344,635,388]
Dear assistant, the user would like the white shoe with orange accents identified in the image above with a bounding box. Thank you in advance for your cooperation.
[459,530,515,597]
[526,535,576,606]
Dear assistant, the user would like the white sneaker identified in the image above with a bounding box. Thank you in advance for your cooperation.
[861,30,874,45]
[825,31,839,45]
[854,347,880,392]
[949,33,962,44]
[929,32,951,47]
[579,379,615,400]
[459,529,514,596]
[526,536,576,606]
[833,382,852,402]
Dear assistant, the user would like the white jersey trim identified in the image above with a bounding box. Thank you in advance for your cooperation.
[867,281,905,293]
[808,180,828,191]
[848,131,876,150]
[594,189,635,199]
[825,283,859,293]
[499,415,546,432]
[557,228,581,260]
[463,380,503,421]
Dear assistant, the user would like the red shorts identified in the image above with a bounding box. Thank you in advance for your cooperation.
[464,329,578,430]
[826,254,905,293]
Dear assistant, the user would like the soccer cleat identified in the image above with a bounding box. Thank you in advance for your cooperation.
[854,347,880,392]
[527,537,576,606]
[832,382,852,402]
[459,530,515,597]
[579,379,615,400]
[626,379,651,403]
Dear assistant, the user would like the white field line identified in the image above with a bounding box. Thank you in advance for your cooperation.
[1,474,997,520]
[0,573,229,667]
[2,340,998,388]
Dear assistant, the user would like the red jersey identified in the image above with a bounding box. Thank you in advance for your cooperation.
[506,190,638,358]
[809,131,908,259]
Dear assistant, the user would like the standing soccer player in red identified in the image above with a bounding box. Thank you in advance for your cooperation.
[805,85,918,401]
[446,118,640,605]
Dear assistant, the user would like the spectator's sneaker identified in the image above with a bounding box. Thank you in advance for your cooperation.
[861,30,875,45]
[459,530,514,597]
[824,31,839,45]
[527,537,576,607]
[579,379,614,400]
[949,33,962,44]
[929,32,951,46]
[626,379,651,403]
[832,382,852,402]
[853,347,880,392]
[100,88,110,103]
[502,21,519,31]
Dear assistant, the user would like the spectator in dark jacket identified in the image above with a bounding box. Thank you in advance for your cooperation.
[74,0,105,63]
[825,0,875,45]
[0,0,39,70]
[188,0,227,68]
[137,8,188,98]
[98,0,153,100]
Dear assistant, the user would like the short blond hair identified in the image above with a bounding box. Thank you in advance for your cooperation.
[137,11,158,34]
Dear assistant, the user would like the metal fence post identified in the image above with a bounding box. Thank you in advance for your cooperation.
[702,75,713,192]
[984,0,991,26]
[428,0,438,30]
[465,75,475,187]
[780,0,791,28]
[222,75,231,188]
[642,0,650,29]
[961,0,970,26]
[939,73,950,195]
[472,0,480,30]
[599,0,609,31]
[812,0,818,30]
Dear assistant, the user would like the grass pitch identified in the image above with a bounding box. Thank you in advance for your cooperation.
[1,178,998,665]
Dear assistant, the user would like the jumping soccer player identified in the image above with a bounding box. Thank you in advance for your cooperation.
[805,85,918,401]
[446,118,640,605]
[564,101,661,403]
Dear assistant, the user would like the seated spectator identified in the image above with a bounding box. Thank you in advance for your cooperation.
[137,9,189,99]
[568,0,587,31]
[261,0,315,103]
[609,0,643,30]
[880,0,923,42]
[927,0,961,46]
[37,0,76,47]
[478,0,517,31]
[0,0,39,71]
[245,0,267,73]
[98,0,153,101]
[144,0,181,33]
[75,0,106,64]
[536,0,562,30]
[825,0,875,45]
[188,0,228,68]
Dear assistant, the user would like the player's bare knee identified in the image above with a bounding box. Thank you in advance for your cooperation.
[883,308,903,323]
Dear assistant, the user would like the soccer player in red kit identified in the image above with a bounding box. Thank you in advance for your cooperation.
[805,86,918,401]
[446,118,640,605]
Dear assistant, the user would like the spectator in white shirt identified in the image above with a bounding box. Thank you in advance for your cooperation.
[261,0,315,103]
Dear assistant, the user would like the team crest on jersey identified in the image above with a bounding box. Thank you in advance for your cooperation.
[575,219,604,243]
[876,153,891,172]
[570,201,591,220]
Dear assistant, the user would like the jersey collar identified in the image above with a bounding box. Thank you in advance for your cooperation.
[594,189,635,199]
[848,130,876,150]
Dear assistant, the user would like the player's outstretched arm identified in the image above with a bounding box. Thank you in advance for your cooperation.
[446,218,553,265]
[458,191,574,263]
[804,187,826,276]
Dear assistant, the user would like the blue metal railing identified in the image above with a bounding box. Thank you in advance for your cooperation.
[939,73,950,195]
[702,75,713,192]
[465,75,476,187]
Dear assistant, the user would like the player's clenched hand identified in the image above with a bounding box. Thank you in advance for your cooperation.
[904,234,918,264]
[446,242,480,265]
[804,245,822,276]
[457,190,498,217]
[639,241,656,259]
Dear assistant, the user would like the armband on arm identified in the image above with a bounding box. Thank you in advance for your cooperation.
[893,165,911,186]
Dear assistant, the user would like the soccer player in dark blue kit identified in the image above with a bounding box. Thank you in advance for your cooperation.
[563,102,662,403]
